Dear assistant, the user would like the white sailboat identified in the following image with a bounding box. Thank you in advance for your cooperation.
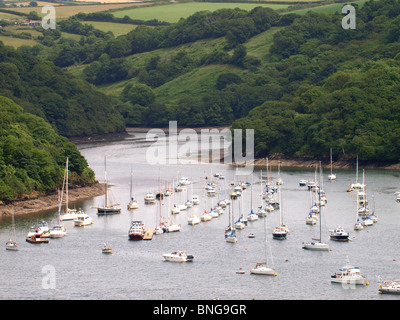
[50,187,67,238]
[97,156,121,215]
[302,163,329,251]
[250,207,276,275]
[6,207,18,251]
[247,177,258,221]
[59,158,79,221]
[225,203,237,243]
[272,186,288,240]
[328,148,336,181]
[354,190,364,230]
[127,169,139,210]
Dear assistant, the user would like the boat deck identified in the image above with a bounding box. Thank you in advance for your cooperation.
[143,229,155,240]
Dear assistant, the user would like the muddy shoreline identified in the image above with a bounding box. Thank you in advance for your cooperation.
[0,183,106,217]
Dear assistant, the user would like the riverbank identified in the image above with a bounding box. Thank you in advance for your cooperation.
[0,183,105,217]
[252,155,400,170]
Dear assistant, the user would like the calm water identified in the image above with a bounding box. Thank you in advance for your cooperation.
[1,130,400,300]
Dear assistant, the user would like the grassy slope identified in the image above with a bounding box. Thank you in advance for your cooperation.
[112,2,290,23]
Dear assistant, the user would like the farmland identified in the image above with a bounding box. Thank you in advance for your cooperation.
[112,2,291,23]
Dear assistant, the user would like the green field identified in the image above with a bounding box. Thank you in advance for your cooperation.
[112,2,290,23]
[86,21,138,36]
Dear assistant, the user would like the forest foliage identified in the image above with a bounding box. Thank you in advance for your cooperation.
[0,96,95,202]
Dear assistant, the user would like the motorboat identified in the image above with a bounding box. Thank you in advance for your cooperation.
[166,223,181,233]
[187,214,201,225]
[331,263,366,285]
[60,208,79,221]
[225,230,237,243]
[330,226,349,241]
[49,225,67,238]
[250,262,276,276]
[201,210,212,222]
[127,197,139,210]
[192,195,200,205]
[234,218,245,230]
[207,187,216,196]
[299,179,308,187]
[354,220,364,231]
[6,239,18,251]
[163,251,193,262]
[128,221,145,240]
[26,234,49,244]
[74,213,93,227]
[185,200,193,208]
[257,207,267,217]
[272,226,287,240]
[218,200,226,208]
[362,216,373,227]
[171,205,180,214]
[248,233,255,238]
[305,212,318,225]
[102,243,113,254]
[210,209,219,218]
[144,193,156,204]
[178,203,187,211]
[27,221,49,238]
[379,280,400,294]
[179,177,191,185]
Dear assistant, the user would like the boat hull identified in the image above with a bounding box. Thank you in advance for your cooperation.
[330,276,365,285]
[330,235,349,241]
[250,267,276,275]
[129,233,144,240]
[97,208,121,215]
[302,242,329,251]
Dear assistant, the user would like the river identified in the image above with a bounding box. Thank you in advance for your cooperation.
[1,129,400,300]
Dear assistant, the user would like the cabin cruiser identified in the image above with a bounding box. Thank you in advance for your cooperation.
[330,226,349,241]
[163,251,193,262]
[331,263,366,285]
[144,193,156,204]
[128,221,145,240]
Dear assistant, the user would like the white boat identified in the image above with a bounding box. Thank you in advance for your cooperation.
[354,220,364,231]
[272,186,288,240]
[328,148,336,181]
[305,212,318,225]
[60,208,79,221]
[330,225,349,241]
[102,243,113,254]
[6,207,18,251]
[49,225,67,238]
[362,216,373,226]
[218,200,226,208]
[171,205,180,214]
[179,177,191,185]
[299,179,308,187]
[74,213,93,227]
[251,191,276,275]
[163,251,193,262]
[331,262,366,285]
[6,239,18,251]
[59,159,80,221]
[27,221,49,238]
[144,192,156,204]
[185,200,193,208]
[250,262,276,275]
[50,187,67,238]
[207,187,216,196]
[192,195,200,205]
[188,214,201,225]
[379,280,400,294]
[127,169,139,209]
[97,157,121,215]
[166,222,181,233]
[247,210,258,221]
[201,210,212,222]
[225,203,237,243]
[234,218,245,230]
[303,167,326,249]
[210,208,219,218]
[178,204,187,211]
